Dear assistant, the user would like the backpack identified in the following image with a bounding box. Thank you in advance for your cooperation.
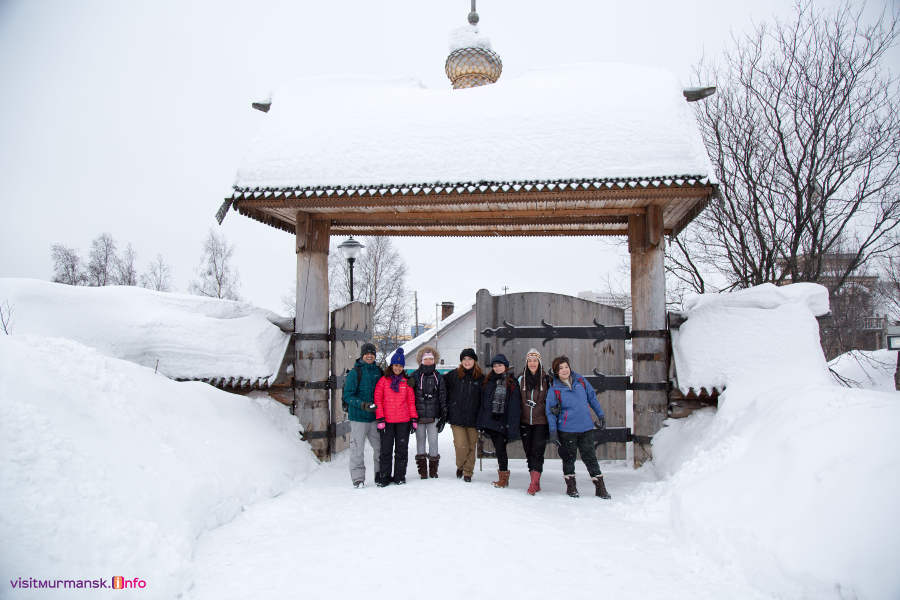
[341,367,364,413]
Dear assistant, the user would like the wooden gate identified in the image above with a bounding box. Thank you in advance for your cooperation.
[475,290,629,461]
[329,301,374,455]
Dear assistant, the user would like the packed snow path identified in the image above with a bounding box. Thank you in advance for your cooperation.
[182,432,768,600]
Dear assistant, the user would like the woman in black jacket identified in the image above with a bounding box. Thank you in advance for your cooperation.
[443,348,484,482]
[476,354,521,489]
[408,346,447,479]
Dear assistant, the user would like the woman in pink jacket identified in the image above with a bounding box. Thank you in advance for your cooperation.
[374,348,418,486]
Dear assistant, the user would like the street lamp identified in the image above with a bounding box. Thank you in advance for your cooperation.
[337,236,365,301]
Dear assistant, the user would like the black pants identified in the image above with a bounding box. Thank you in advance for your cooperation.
[558,430,601,478]
[487,430,509,471]
[520,424,549,473]
[379,422,411,482]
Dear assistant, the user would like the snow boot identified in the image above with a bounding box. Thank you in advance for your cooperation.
[428,455,440,478]
[492,470,510,488]
[394,475,407,485]
[376,473,390,488]
[353,480,365,489]
[527,470,541,495]
[592,474,611,499]
[415,454,428,479]
[564,474,579,498]
[463,475,472,483]
[456,468,463,479]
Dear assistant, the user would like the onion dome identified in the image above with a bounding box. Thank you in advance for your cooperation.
[445,2,502,89]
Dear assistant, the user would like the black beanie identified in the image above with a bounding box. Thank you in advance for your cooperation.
[360,343,377,357]
[459,348,477,362]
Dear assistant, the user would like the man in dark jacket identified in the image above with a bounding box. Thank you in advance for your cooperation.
[343,342,383,487]
[443,348,483,482]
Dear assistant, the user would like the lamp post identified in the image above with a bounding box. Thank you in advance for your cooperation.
[337,236,365,301]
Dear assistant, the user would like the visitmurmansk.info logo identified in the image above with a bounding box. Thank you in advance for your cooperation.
[10,576,148,591]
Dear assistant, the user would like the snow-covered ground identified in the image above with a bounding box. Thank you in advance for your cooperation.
[829,349,899,392]
[2,279,899,599]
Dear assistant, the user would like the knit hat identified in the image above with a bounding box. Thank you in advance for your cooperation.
[360,342,377,358]
[459,348,477,362]
[389,348,406,367]
[525,348,542,362]
[490,353,510,368]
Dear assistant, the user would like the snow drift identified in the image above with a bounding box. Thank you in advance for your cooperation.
[829,348,898,393]
[0,278,289,381]
[657,283,900,598]
[0,334,315,599]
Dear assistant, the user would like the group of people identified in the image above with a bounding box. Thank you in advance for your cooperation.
[342,343,612,499]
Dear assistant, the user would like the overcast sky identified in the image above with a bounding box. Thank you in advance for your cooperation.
[0,0,896,322]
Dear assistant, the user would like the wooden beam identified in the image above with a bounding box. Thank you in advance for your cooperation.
[313,207,644,223]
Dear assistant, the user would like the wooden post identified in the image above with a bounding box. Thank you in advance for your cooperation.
[629,205,667,467]
[295,213,332,460]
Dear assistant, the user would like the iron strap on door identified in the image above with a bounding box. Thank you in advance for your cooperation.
[291,327,371,344]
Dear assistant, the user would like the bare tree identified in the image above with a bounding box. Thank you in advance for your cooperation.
[114,243,138,286]
[328,236,411,355]
[140,254,173,292]
[87,233,118,287]
[50,243,84,285]
[189,228,241,300]
[671,2,900,298]
[0,300,12,334]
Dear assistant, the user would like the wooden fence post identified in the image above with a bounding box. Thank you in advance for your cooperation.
[629,206,667,467]
[295,213,332,460]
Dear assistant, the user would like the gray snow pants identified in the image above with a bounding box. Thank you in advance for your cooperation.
[415,421,439,456]
[349,420,381,484]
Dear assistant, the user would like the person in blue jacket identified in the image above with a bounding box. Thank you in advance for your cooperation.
[546,355,612,499]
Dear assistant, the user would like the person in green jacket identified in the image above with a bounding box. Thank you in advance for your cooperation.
[344,342,384,487]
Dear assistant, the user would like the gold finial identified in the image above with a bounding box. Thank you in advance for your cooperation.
[445,1,502,89]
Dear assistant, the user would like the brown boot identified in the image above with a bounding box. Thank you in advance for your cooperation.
[527,470,541,495]
[415,454,428,479]
[592,474,611,499]
[428,455,440,478]
[565,474,579,498]
[492,470,510,488]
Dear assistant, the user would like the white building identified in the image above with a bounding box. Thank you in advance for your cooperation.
[400,304,476,371]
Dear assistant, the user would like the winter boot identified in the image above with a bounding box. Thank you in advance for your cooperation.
[592,474,611,499]
[463,474,472,482]
[527,470,541,495]
[415,454,428,479]
[428,454,440,479]
[492,470,510,488]
[376,473,390,488]
[564,474,579,498]
[456,468,463,479]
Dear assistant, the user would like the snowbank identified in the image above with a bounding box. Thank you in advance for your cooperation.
[829,349,898,392]
[654,283,900,598]
[0,278,289,381]
[672,283,832,391]
[0,334,315,599]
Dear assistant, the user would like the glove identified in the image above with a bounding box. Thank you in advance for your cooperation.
[410,419,418,431]
[595,416,606,430]
[549,431,560,447]
[436,418,447,433]
[550,403,561,417]
[376,419,385,431]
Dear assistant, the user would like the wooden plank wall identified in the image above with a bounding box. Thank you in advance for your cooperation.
[330,301,374,455]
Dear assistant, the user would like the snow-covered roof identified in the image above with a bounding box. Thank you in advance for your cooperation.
[0,279,290,385]
[233,63,713,191]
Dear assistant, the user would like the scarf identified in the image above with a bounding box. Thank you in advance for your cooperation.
[389,373,404,393]
[524,368,542,392]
